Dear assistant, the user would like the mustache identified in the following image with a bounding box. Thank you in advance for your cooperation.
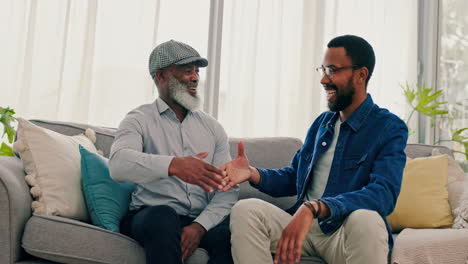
[324,84,337,90]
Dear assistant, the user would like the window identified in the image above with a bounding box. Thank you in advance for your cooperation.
[0,1,426,141]
[0,0,211,127]
[217,0,417,139]
[438,0,468,167]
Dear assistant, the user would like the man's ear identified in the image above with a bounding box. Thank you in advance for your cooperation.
[356,67,369,85]
[154,70,166,87]
[155,70,164,82]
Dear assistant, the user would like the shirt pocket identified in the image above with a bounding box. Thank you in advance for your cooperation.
[344,153,368,170]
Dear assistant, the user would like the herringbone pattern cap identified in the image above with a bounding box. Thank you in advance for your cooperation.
[148,40,208,76]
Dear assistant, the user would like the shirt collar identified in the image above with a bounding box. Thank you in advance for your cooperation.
[154,97,198,116]
[324,112,340,133]
[345,94,374,132]
[155,97,170,114]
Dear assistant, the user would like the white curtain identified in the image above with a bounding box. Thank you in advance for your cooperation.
[323,0,418,118]
[0,0,210,128]
[218,0,418,139]
[1,0,417,138]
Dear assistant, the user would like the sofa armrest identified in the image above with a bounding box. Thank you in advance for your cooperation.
[0,156,32,264]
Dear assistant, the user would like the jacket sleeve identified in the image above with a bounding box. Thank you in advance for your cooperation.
[253,151,300,197]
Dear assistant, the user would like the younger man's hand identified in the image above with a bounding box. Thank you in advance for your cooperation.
[274,205,314,264]
[220,141,252,191]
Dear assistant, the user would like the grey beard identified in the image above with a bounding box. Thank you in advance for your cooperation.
[168,77,201,111]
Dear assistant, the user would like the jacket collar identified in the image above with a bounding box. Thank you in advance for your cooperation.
[324,94,375,133]
[344,94,374,132]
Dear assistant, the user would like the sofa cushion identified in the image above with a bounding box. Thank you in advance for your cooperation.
[30,119,116,158]
[431,149,467,219]
[13,118,98,221]
[453,185,468,229]
[387,155,453,232]
[392,228,468,263]
[22,215,146,264]
[80,146,135,232]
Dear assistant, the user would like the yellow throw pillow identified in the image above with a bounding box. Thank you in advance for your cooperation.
[387,154,453,232]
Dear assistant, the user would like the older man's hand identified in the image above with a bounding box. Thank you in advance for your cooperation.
[181,222,206,261]
[169,152,226,192]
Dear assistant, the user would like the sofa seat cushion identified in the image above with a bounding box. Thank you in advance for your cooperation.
[391,228,468,264]
[22,215,145,264]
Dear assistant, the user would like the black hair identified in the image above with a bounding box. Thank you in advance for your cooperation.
[327,35,375,86]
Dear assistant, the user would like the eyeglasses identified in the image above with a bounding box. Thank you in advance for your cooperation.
[315,65,358,79]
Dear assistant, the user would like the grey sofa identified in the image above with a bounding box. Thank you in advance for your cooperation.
[0,120,454,264]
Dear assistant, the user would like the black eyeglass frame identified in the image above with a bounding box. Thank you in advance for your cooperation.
[315,65,360,79]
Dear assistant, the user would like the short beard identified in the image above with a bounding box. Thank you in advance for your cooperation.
[168,76,201,111]
[328,78,355,112]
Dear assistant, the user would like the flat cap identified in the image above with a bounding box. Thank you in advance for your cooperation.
[148,40,208,76]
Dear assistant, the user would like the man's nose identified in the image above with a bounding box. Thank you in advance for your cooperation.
[190,71,199,82]
[320,73,331,85]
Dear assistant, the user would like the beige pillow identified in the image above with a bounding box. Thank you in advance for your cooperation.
[387,155,453,232]
[432,148,466,212]
[13,118,98,221]
[453,182,468,228]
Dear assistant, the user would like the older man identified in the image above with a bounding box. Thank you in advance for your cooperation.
[109,40,238,264]
[222,35,408,264]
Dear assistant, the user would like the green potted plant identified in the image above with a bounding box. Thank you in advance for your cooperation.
[0,106,16,156]
[403,83,468,169]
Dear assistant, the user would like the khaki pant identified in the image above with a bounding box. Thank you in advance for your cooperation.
[230,198,388,264]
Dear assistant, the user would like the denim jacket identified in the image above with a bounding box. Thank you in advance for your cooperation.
[255,94,408,248]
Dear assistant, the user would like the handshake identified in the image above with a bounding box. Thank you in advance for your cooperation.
[168,142,259,192]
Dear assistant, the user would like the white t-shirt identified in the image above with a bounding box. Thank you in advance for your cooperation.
[304,117,342,201]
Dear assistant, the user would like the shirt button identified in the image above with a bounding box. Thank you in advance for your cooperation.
[322,141,327,146]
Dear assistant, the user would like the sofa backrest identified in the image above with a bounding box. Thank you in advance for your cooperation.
[30,120,116,157]
[30,120,302,210]
[29,120,454,211]
[229,137,303,210]
[405,143,453,158]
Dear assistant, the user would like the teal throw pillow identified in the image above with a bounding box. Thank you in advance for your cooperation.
[79,145,135,232]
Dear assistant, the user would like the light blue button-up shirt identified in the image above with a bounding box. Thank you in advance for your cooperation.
[109,98,239,231]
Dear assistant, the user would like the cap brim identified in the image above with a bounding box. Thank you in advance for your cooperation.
[174,56,208,68]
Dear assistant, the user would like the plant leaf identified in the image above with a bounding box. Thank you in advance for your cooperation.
[0,107,16,143]
[0,142,14,156]
[413,84,448,117]
[463,141,468,161]
[402,83,416,105]
[452,128,468,143]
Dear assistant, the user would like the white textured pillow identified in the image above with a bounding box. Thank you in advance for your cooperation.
[13,118,98,221]
[432,148,468,228]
